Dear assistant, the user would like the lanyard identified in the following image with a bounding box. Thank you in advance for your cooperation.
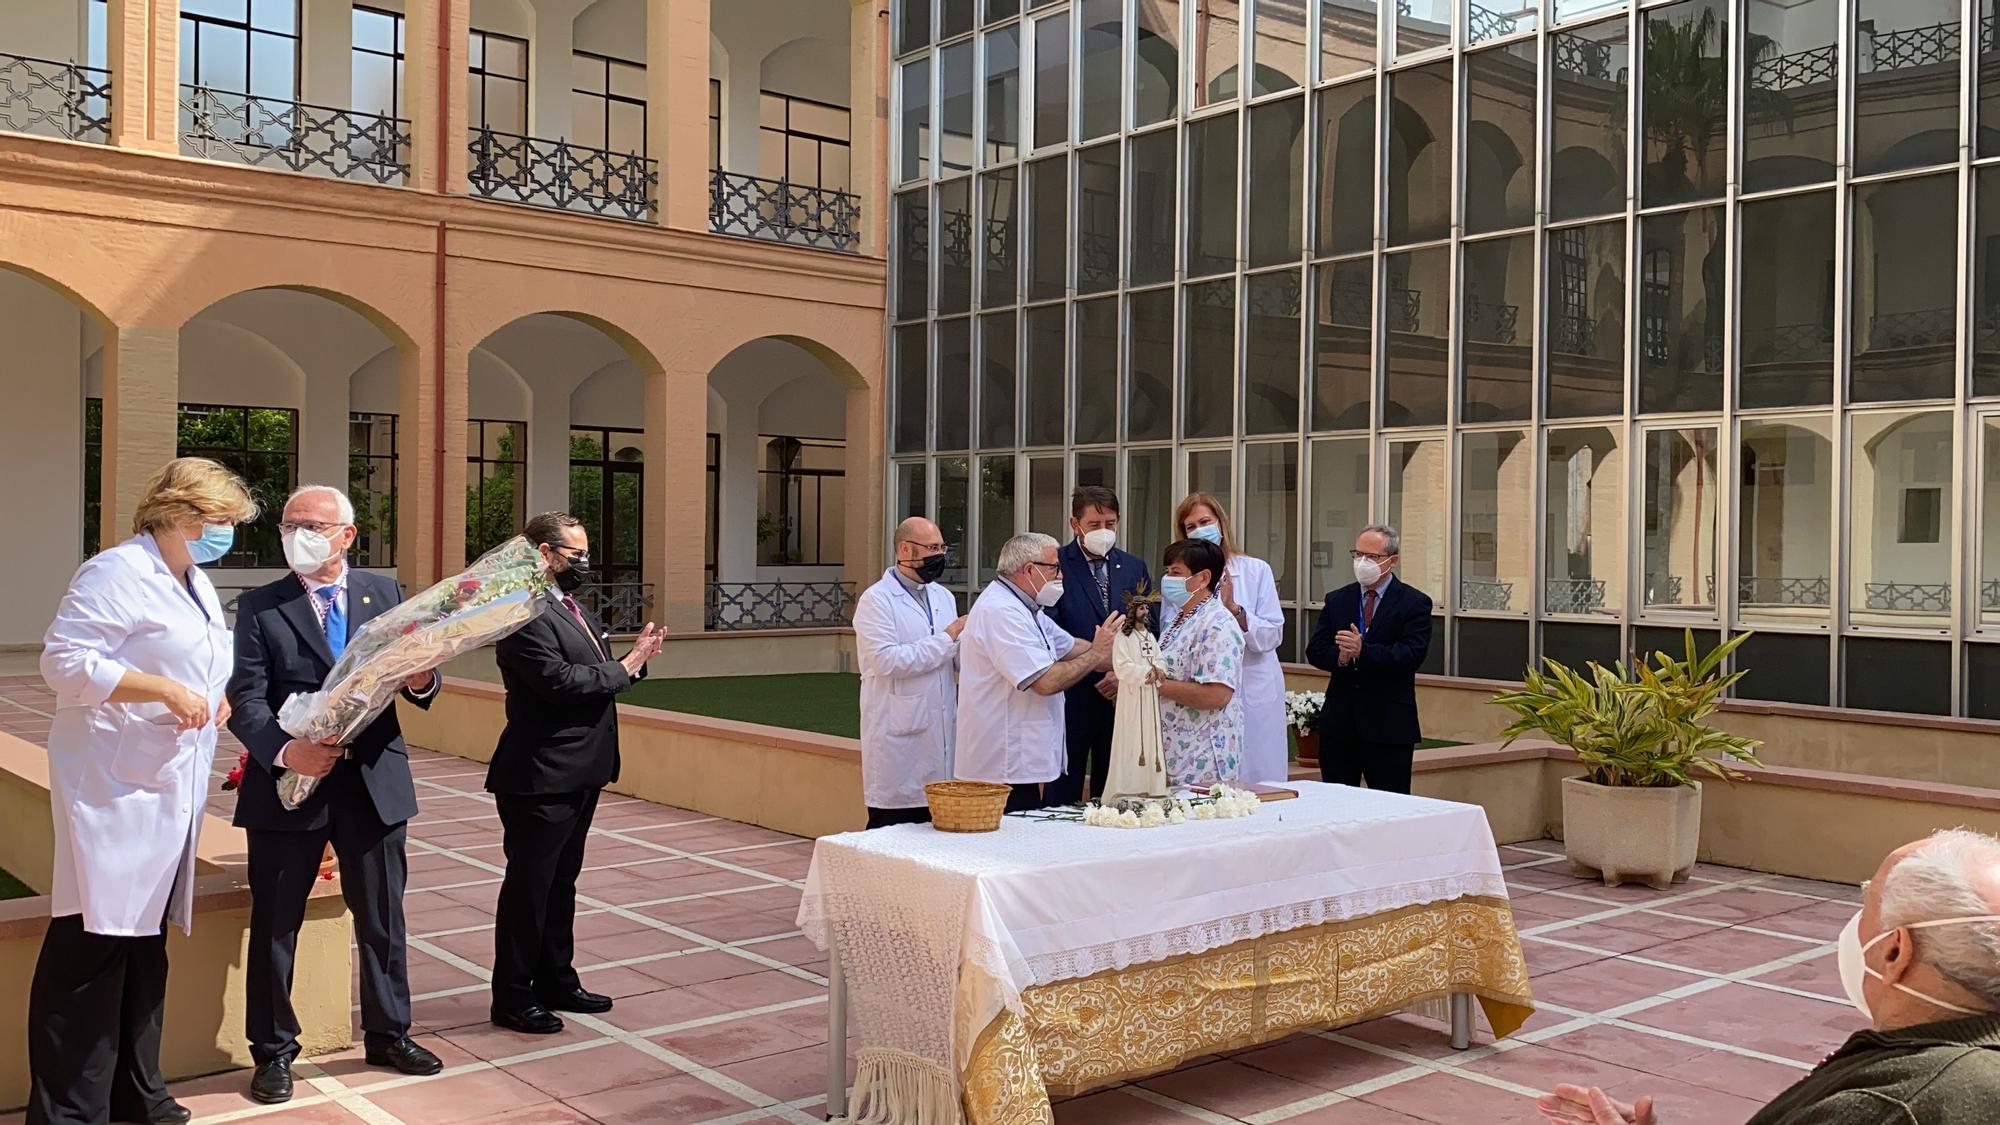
[898,573,935,633]
[181,572,209,622]
[1003,580,1057,656]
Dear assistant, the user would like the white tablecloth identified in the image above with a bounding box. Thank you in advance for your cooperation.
[797,782,1510,1122]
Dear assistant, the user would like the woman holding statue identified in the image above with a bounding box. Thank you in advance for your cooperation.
[1152,538,1245,787]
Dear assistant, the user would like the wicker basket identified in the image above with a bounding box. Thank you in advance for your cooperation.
[924,781,1012,832]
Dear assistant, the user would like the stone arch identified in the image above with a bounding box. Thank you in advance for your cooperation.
[177,283,421,354]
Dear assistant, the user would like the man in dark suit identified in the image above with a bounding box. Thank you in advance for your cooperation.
[1305,523,1434,794]
[487,511,661,1035]
[1045,486,1154,806]
[227,485,443,1104]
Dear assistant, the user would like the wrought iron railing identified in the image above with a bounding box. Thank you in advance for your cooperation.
[1545,578,1607,614]
[1864,20,1959,72]
[1467,2,1521,42]
[1078,231,1118,290]
[1463,297,1520,346]
[0,51,110,143]
[1738,575,1829,606]
[573,581,656,635]
[1550,311,1598,356]
[1459,577,1515,612]
[1864,307,1955,350]
[1752,44,1838,92]
[1386,286,1423,333]
[1986,579,2000,610]
[179,86,410,184]
[1644,575,1685,605]
[709,170,861,252]
[468,127,657,222]
[1553,33,1618,82]
[1742,321,1835,363]
[1864,582,1951,613]
[705,581,857,631]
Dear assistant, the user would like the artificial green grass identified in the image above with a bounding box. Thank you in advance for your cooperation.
[0,867,32,901]
[622,672,863,739]
[622,671,1470,754]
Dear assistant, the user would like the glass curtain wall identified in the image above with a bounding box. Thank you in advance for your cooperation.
[887,0,2000,716]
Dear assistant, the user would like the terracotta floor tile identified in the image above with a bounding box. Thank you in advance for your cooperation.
[717,1042,854,1105]
[575,926,697,965]
[1519,938,1616,978]
[1232,1032,1414,1092]
[595,983,737,1034]
[760,998,835,1045]
[1668,887,1827,925]
[1759,876,1862,904]
[743,933,826,968]
[502,1040,684,1099]
[1656,1047,1812,1102]
[424,928,502,967]
[682,968,827,1011]
[1051,1089,1214,1124]
[654,1012,822,1066]
[439,1016,605,1062]
[1527,1022,1715,1075]
[1459,1042,1650,1092]
[1525,919,1705,958]
[1279,1099,1434,1124]
[1526,958,1704,1014]
[626,947,769,988]
[1137,1058,1331,1117]
[1641,927,1821,976]
[681,910,802,944]
[1747,951,1844,1000]
[577,963,681,999]
[1755,899,1857,941]
[1507,891,1619,920]
[413,987,504,1032]
[1624,982,1864,1064]
[309,1033,474,1083]
[470,1104,597,1124]
[1338,1015,1483,1061]
[1597,1073,1774,1123]
[1357,1071,1549,1124]
[562,1073,758,1125]
[365,1068,555,1125]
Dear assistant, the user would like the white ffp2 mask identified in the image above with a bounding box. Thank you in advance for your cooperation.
[283,528,337,574]
[1838,909,2000,1021]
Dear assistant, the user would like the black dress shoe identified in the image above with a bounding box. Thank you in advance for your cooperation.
[491,1004,565,1034]
[537,986,614,1014]
[249,1058,293,1105]
[113,1099,191,1125]
[365,1037,444,1075]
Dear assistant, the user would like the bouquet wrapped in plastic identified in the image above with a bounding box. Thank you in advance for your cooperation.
[275,536,554,810]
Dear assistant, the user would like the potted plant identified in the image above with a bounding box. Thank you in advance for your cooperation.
[1492,630,1761,890]
[1285,690,1325,767]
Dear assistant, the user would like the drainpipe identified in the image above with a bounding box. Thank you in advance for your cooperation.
[432,0,452,583]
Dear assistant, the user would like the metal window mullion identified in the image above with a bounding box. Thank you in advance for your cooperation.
[1715,0,1743,656]
[1526,8,1551,651]
[1618,0,1640,661]
[1829,0,1857,704]
[1954,0,1978,712]
[1443,31,1464,637]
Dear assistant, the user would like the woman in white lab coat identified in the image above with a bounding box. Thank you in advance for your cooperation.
[1175,492,1291,784]
[31,456,258,1125]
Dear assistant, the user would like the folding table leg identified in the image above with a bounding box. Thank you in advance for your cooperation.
[827,939,848,1120]
[1449,992,1472,1050]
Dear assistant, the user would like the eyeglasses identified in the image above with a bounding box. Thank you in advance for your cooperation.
[1350,550,1393,563]
[1028,561,1062,575]
[280,520,346,535]
[551,546,589,564]
[908,542,947,554]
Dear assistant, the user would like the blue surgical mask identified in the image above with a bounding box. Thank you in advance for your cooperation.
[1160,575,1190,610]
[1188,523,1223,546]
[187,523,234,565]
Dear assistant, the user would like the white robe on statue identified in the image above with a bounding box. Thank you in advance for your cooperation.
[1101,628,1169,802]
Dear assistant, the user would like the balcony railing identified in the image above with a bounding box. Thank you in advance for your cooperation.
[573,581,656,635]
[1864,582,1950,613]
[705,581,856,631]
[709,170,860,252]
[0,51,110,144]
[1460,577,1515,612]
[180,86,409,184]
[1986,579,2000,610]
[468,127,657,222]
[1738,575,1830,606]
[1545,578,1607,614]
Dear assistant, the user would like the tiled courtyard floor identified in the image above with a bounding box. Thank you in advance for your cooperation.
[1,676,1868,1124]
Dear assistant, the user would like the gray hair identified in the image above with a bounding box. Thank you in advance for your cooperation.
[286,484,355,525]
[1879,828,2000,1010]
[996,532,1057,577]
[1360,523,1401,555]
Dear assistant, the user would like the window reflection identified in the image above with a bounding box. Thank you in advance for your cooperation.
[1387,62,1453,246]
[1126,446,1175,569]
[1850,411,1954,628]
[1739,191,1834,410]
[1077,143,1120,294]
[1080,0,1123,140]
[1977,168,2000,397]
[1253,0,1309,95]
[1321,0,1376,85]
[1184,280,1236,439]
[939,42,975,175]
[1545,428,1623,616]
[899,58,930,183]
[1981,415,2000,629]
[1309,438,1369,598]
[896,189,930,320]
[1460,431,1532,613]
[1465,41,1538,235]
[1384,246,1450,427]
[1641,0,1727,208]
[937,317,972,451]
[1028,456,1065,535]
[1027,156,1067,301]
[1194,0,1243,106]
[1462,233,1536,423]
[1549,19,1627,222]
[1024,304,1066,446]
[1386,436,1449,600]
[893,324,927,455]
[1186,113,1240,277]
[983,26,1020,164]
[1128,287,1175,441]
[1737,418,1832,622]
[1743,0,1836,192]
[1853,0,1962,177]
[1248,96,1306,268]
[1641,428,1718,614]
[980,311,1018,448]
[1638,206,1724,413]
[980,167,1018,309]
[1134,0,1181,126]
[1470,0,1535,46]
[977,454,1016,583]
[1188,447,1233,500]
[1243,443,1300,599]
[1033,11,1069,150]
[1314,257,1374,431]
[1317,80,1376,258]
[1398,0,1451,58]
[1852,175,1958,404]
[939,456,970,586]
[1246,270,1303,435]
[1075,297,1118,445]
[1129,128,1178,287]
[1546,220,1624,419]
[937,177,972,315]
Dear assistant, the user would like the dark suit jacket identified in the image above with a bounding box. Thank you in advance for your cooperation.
[1305,577,1434,747]
[486,590,646,796]
[1048,540,1155,697]
[227,570,435,832]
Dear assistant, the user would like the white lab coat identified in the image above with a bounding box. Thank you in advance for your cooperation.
[853,569,961,808]
[40,534,231,936]
[1229,554,1291,784]
[954,579,1076,785]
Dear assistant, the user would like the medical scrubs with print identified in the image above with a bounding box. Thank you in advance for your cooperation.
[1160,597,1245,787]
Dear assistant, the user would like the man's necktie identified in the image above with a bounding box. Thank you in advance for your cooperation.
[317,585,346,661]
[562,594,607,659]
[1362,588,1378,632]
[1093,559,1110,612]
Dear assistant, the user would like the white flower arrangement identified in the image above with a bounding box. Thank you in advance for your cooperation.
[1284,690,1326,736]
[1079,784,1263,829]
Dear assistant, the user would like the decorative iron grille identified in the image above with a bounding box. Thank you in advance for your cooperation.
[1077,231,1118,291]
[1864,582,1951,613]
[1327,272,1371,326]
[1551,311,1597,356]
[936,199,973,265]
[1738,575,1830,606]
[1545,578,1607,614]
[1463,295,1520,345]
[709,171,861,252]
[1467,3,1521,42]
[180,86,409,183]
[1387,286,1423,333]
[1867,21,1960,72]
[1553,34,1616,81]
[1741,321,1835,363]
[1866,307,1956,350]
[1644,574,1684,605]
[705,581,857,631]
[573,581,656,635]
[1459,578,1515,612]
[1985,578,2000,610]
[1751,44,1837,91]
[0,52,110,144]
[468,127,657,222]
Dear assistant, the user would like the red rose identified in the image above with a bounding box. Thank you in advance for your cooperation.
[401,622,420,635]
[457,579,481,595]
[222,748,250,792]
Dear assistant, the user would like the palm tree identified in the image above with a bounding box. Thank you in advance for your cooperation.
[1642,4,1795,203]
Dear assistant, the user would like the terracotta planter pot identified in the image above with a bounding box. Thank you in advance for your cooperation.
[1560,776,1701,891]
[318,842,337,880]
[1293,729,1320,767]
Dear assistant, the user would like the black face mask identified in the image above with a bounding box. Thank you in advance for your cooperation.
[910,552,949,584]
[554,555,591,593]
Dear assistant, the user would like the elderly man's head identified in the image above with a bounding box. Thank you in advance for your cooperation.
[997,532,1062,607]
[280,485,357,578]
[1849,828,2000,1029]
